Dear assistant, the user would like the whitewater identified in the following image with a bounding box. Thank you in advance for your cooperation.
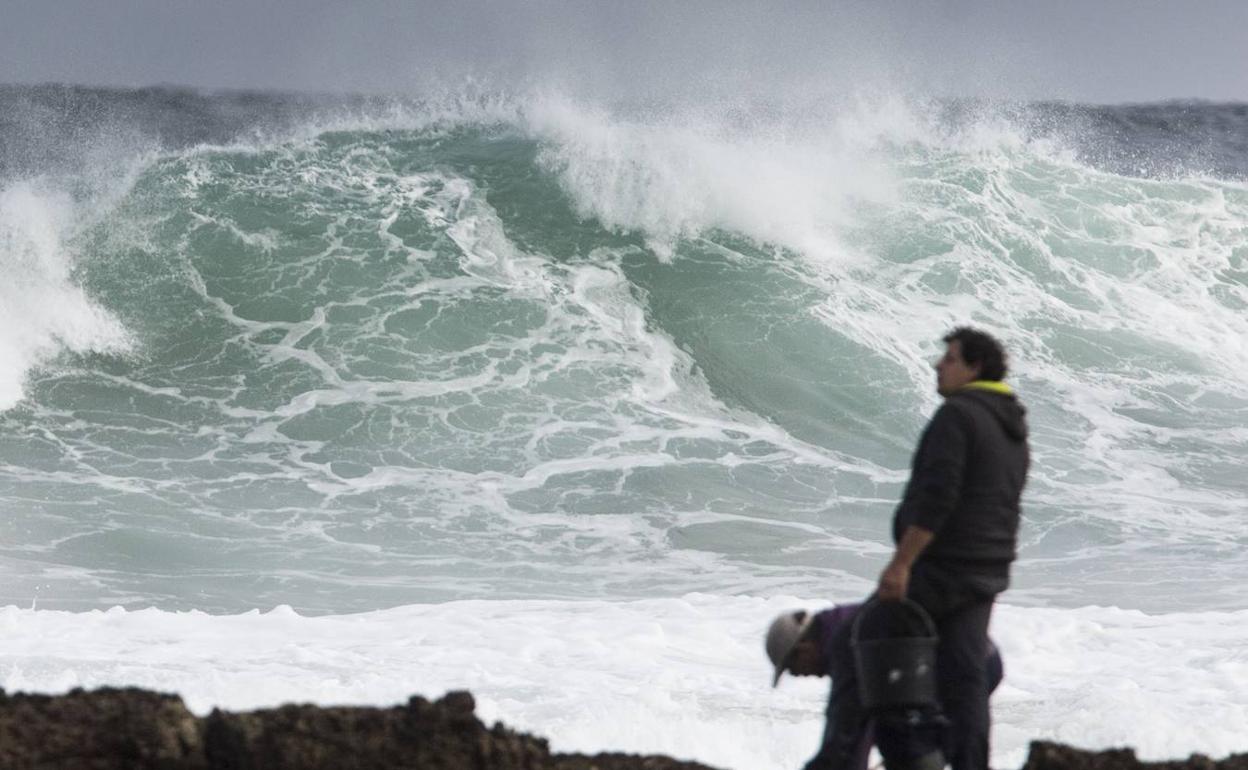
[1,85,1246,768]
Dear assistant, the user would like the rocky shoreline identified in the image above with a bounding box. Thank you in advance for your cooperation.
[0,687,1244,770]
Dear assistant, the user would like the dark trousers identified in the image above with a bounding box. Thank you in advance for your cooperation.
[908,568,996,770]
[931,597,993,770]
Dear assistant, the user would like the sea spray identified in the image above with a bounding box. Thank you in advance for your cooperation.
[0,181,131,407]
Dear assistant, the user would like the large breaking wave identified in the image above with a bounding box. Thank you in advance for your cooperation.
[2,87,1245,615]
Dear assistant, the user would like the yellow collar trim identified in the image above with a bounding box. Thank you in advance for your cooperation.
[961,380,1013,395]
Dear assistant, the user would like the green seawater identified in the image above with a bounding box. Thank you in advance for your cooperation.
[2,104,1247,613]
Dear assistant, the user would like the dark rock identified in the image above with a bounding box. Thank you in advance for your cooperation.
[0,687,720,770]
[1023,741,1248,770]
[201,691,550,769]
[8,689,1245,770]
[552,754,722,770]
[0,686,205,769]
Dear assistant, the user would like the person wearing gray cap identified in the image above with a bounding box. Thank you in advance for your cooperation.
[767,603,1002,770]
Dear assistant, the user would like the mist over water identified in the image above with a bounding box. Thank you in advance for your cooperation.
[1,84,1245,616]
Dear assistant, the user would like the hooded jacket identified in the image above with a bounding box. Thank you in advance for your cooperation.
[891,383,1030,583]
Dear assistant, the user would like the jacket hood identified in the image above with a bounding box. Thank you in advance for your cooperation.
[952,382,1029,441]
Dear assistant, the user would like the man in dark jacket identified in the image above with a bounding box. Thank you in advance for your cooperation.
[876,327,1029,770]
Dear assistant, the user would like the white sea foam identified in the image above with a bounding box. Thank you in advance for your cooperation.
[0,181,132,409]
[1,597,1245,769]
[526,93,903,263]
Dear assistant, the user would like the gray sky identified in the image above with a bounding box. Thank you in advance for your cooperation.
[3,0,1247,103]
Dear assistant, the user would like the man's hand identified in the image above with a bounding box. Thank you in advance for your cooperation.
[877,559,910,601]
[877,525,934,601]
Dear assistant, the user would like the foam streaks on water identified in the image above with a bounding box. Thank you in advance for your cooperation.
[0,88,1245,615]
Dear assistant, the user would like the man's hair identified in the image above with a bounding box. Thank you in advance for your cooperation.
[943,327,1008,381]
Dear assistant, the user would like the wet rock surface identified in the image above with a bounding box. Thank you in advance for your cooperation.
[1,687,1245,770]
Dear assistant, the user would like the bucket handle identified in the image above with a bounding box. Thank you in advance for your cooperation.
[850,597,938,645]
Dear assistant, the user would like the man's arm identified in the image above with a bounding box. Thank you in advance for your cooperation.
[877,525,934,601]
[879,402,971,600]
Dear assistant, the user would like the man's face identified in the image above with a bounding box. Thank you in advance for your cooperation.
[785,637,825,677]
[934,340,981,397]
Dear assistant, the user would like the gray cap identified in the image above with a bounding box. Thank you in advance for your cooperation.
[765,609,814,687]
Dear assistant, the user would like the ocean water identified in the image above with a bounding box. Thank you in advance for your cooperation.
[1,85,1246,767]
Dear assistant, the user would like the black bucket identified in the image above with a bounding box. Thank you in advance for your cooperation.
[850,599,939,710]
